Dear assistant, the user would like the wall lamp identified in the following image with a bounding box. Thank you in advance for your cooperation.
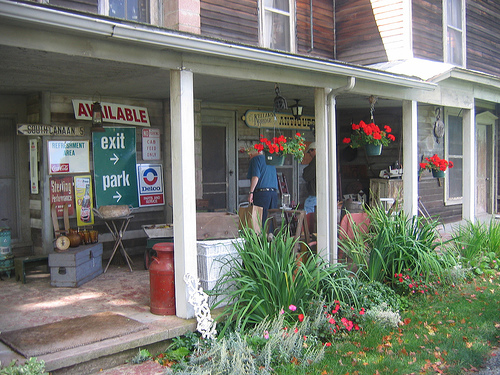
[290,99,303,120]
[91,93,105,132]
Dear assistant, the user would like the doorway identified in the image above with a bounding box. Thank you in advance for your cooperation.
[475,111,497,214]
[201,110,236,212]
[0,118,19,239]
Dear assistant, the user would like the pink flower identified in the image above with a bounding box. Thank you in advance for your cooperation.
[329,318,336,324]
[289,305,297,312]
[264,330,269,339]
[359,308,365,315]
[325,342,332,347]
[298,314,304,322]
[280,308,284,315]
[294,327,299,333]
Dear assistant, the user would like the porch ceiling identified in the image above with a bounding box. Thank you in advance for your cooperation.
[0,45,401,115]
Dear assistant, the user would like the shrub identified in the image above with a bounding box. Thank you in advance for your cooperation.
[0,358,48,375]
[214,222,359,336]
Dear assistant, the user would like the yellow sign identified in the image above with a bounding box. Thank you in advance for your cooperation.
[74,175,94,226]
[243,110,315,130]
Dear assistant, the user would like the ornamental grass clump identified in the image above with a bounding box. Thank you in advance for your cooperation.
[213,221,359,337]
[339,206,460,290]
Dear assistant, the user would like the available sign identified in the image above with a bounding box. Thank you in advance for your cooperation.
[72,100,150,127]
[137,164,164,207]
[47,141,90,174]
[92,128,139,207]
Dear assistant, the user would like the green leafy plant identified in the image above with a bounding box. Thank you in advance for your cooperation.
[451,219,500,275]
[252,132,306,162]
[213,222,359,337]
[0,358,48,375]
[342,120,395,148]
[129,348,151,364]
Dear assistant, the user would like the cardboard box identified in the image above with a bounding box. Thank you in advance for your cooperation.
[196,212,239,240]
[49,243,103,287]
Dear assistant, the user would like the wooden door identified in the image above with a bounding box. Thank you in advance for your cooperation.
[0,118,18,239]
[201,110,236,212]
[475,112,497,214]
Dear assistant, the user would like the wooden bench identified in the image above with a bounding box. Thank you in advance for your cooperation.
[15,255,49,284]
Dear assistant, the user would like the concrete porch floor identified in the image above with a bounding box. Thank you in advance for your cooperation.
[0,253,197,374]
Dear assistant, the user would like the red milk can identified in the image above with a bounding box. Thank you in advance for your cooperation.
[149,242,176,315]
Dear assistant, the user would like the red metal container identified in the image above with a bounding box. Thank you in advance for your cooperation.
[149,242,176,315]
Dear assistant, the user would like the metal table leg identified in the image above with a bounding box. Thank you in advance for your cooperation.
[103,216,134,273]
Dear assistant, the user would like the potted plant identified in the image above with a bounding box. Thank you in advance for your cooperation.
[253,133,306,165]
[342,121,396,156]
[419,154,454,178]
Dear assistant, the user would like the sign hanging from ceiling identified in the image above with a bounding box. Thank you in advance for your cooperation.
[72,100,151,127]
[242,110,315,130]
[92,128,139,208]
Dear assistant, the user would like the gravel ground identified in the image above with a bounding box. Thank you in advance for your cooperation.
[476,349,500,375]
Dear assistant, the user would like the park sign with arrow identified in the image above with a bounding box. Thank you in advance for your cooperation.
[92,127,139,208]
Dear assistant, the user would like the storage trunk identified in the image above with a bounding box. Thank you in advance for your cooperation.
[49,243,103,287]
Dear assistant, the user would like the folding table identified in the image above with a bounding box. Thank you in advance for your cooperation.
[102,215,134,272]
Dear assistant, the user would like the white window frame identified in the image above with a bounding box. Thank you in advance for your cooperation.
[443,0,466,67]
[444,107,463,205]
[99,0,151,23]
[259,0,296,53]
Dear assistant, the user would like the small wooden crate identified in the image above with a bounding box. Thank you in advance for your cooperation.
[49,243,103,287]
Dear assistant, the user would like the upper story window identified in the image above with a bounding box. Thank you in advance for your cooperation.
[443,0,466,66]
[101,0,149,22]
[260,0,295,53]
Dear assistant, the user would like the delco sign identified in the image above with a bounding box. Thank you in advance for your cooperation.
[136,164,164,207]
[72,100,150,127]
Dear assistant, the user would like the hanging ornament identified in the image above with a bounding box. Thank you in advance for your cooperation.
[433,107,445,144]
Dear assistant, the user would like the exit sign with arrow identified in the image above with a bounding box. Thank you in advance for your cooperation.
[92,128,139,208]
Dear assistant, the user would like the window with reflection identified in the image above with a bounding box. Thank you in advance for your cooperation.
[261,0,294,52]
[444,0,465,66]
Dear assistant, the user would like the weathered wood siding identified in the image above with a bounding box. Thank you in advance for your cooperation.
[417,104,462,223]
[296,0,334,59]
[200,0,259,45]
[466,0,500,77]
[336,0,399,65]
[412,0,443,61]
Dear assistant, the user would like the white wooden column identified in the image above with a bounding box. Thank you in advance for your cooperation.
[170,69,197,319]
[41,91,53,255]
[462,107,476,221]
[327,92,338,262]
[402,100,419,216]
[314,88,330,262]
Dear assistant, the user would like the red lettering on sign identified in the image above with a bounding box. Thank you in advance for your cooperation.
[78,103,90,117]
[51,164,70,173]
[140,110,147,123]
[107,105,117,120]
[125,108,133,121]
[133,109,140,122]
[117,107,125,121]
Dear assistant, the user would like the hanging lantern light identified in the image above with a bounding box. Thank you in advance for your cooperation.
[273,84,288,112]
[290,99,303,120]
[91,93,105,132]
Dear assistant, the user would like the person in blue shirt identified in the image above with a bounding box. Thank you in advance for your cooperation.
[247,150,278,228]
[302,142,317,214]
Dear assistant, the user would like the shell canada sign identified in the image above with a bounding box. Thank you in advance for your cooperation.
[72,100,150,126]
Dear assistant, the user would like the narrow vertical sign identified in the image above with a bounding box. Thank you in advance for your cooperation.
[92,128,139,208]
[75,176,95,226]
[29,139,39,194]
[142,128,160,160]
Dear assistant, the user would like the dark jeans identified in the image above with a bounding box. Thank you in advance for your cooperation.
[253,190,278,229]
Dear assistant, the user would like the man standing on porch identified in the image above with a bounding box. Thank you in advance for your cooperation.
[247,150,279,227]
[302,142,317,214]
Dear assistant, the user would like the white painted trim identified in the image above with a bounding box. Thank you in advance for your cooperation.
[442,0,466,67]
[314,87,330,262]
[170,69,198,319]
[462,108,475,221]
[402,100,418,216]
[444,107,464,205]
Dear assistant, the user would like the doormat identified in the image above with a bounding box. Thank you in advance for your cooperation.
[0,311,148,358]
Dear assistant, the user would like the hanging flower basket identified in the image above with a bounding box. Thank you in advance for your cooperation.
[364,144,382,156]
[264,151,285,166]
[419,154,453,178]
[432,169,445,178]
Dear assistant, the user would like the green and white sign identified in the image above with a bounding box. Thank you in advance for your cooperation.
[92,128,139,208]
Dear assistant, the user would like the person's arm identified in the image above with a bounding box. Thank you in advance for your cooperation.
[248,176,259,203]
[302,163,315,182]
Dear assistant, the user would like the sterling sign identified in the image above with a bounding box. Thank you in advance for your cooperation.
[242,110,315,130]
[72,100,151,127]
